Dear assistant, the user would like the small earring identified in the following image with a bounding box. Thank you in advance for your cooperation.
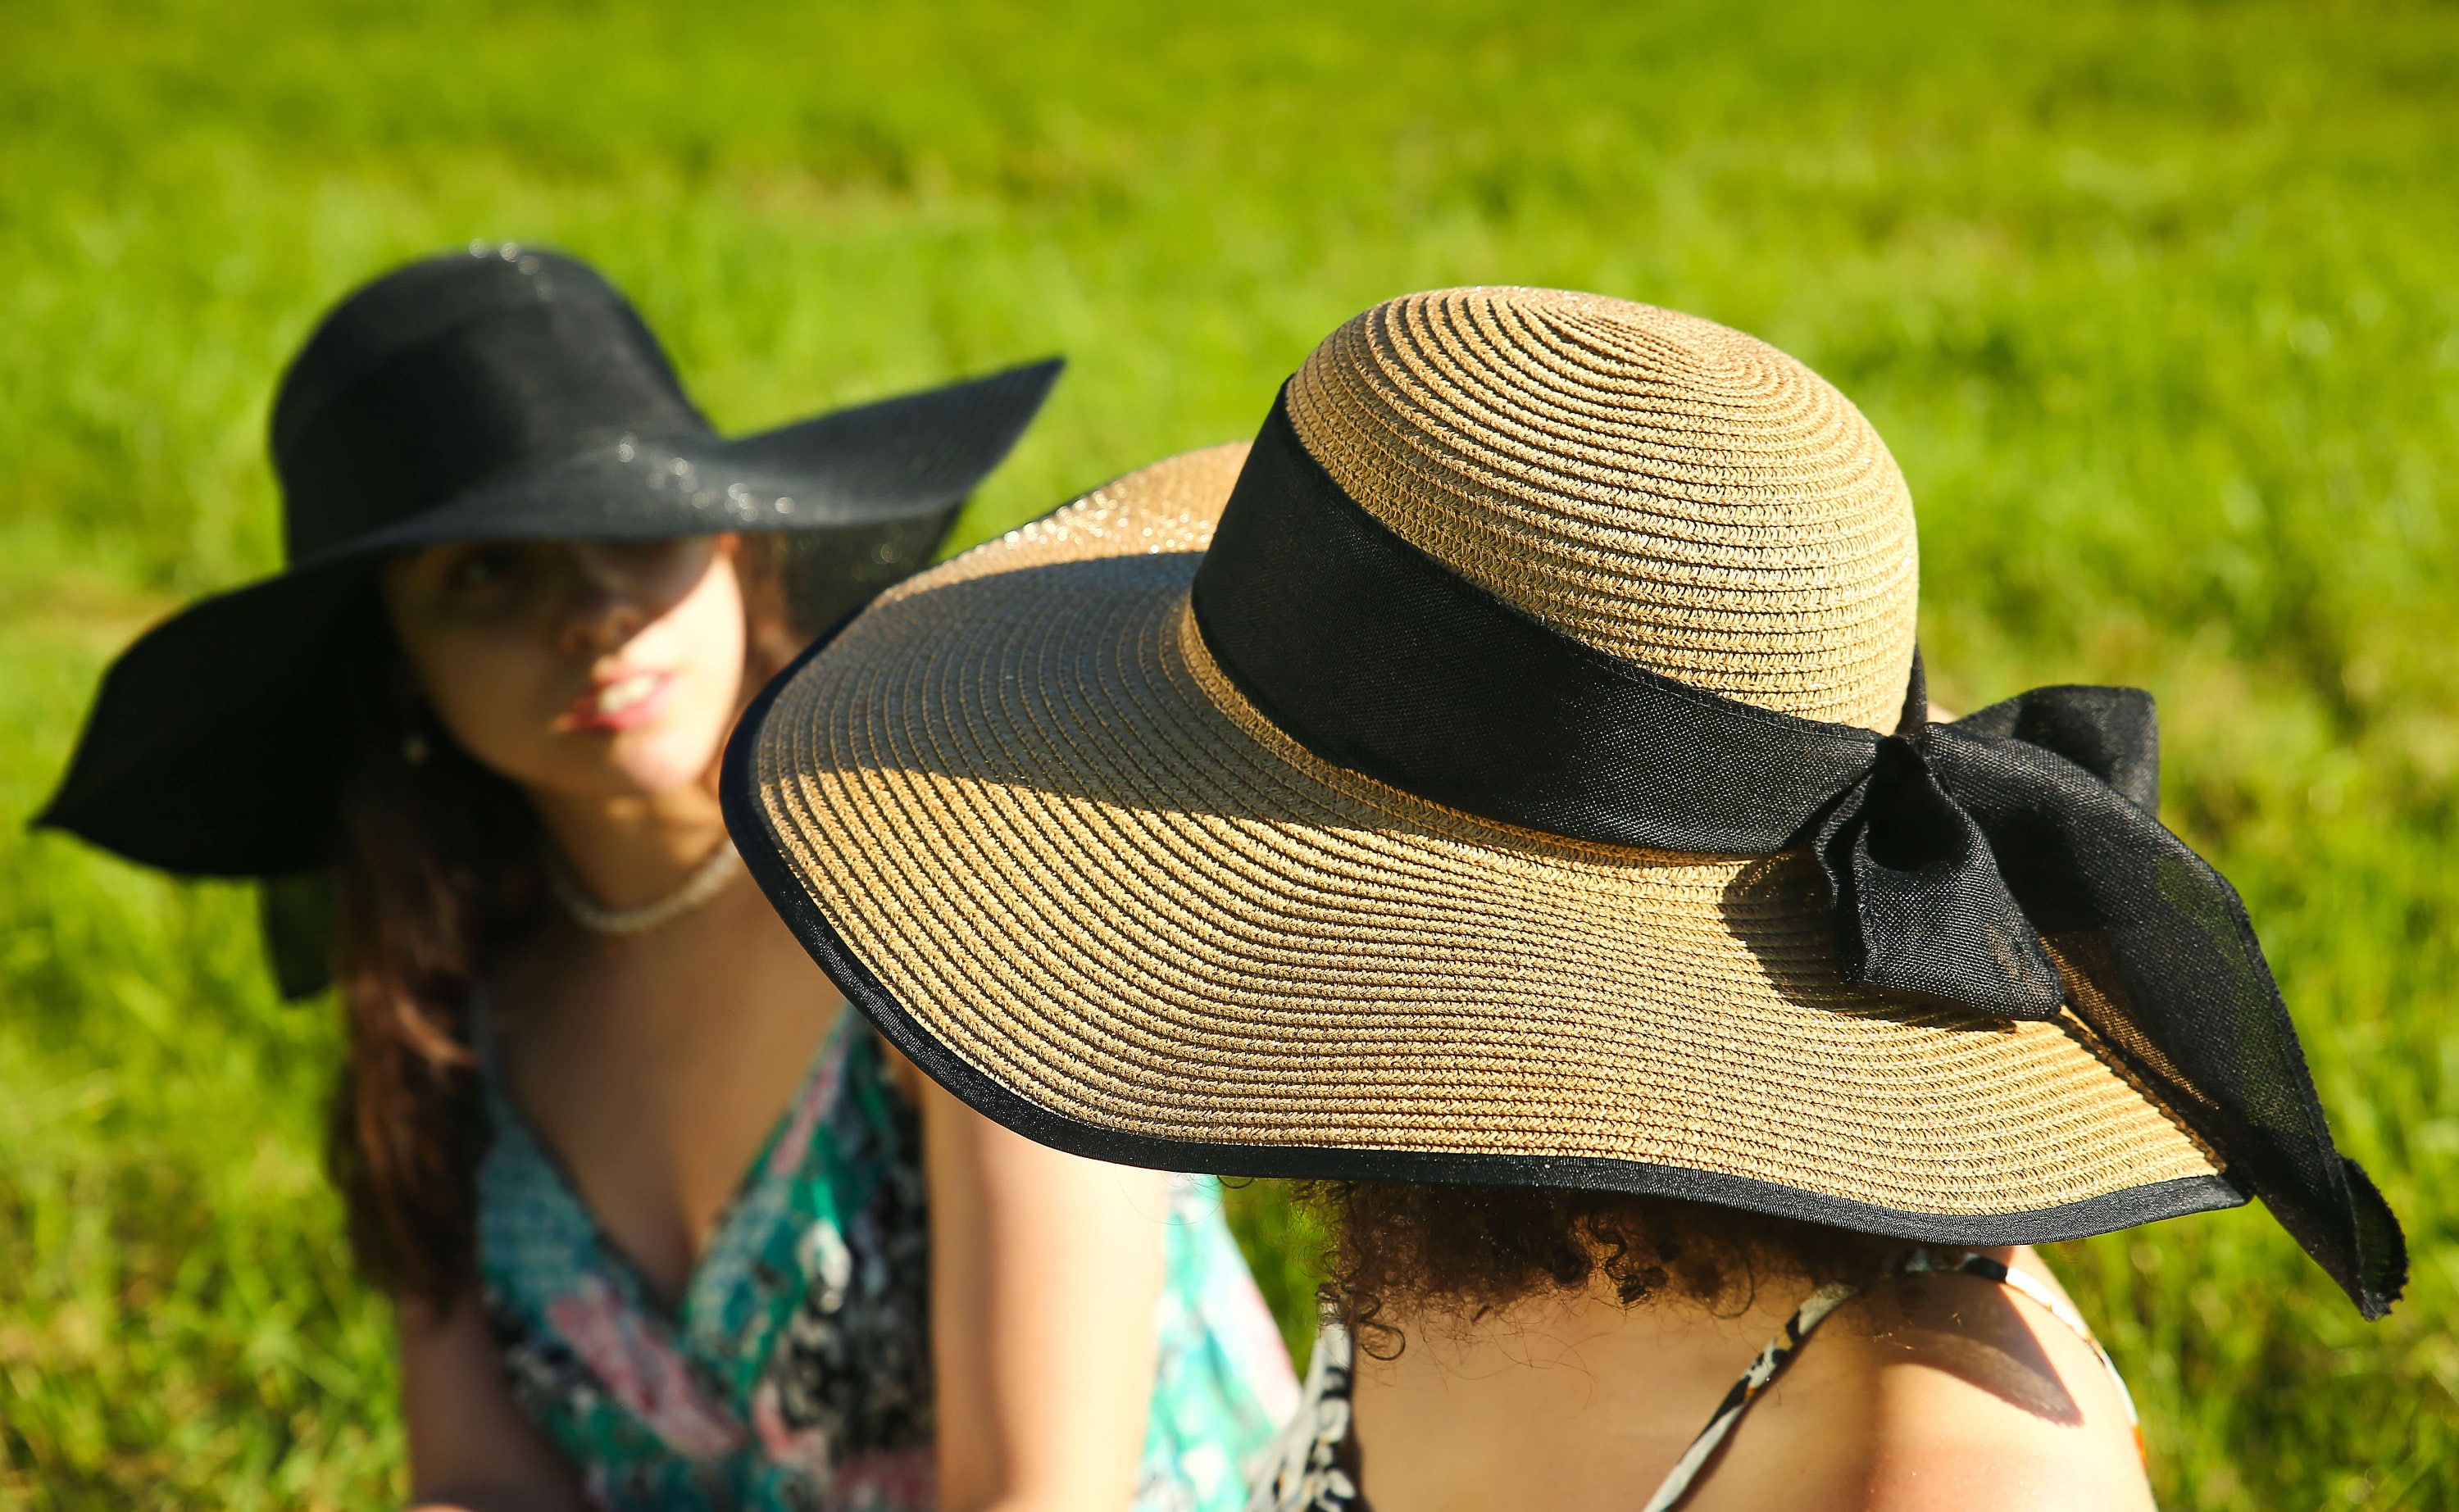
[403,729,431,766]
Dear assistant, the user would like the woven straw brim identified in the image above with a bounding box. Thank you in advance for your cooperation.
[736,446,2240,1242]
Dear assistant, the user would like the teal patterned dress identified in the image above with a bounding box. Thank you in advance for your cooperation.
[475,1004,1299,1511]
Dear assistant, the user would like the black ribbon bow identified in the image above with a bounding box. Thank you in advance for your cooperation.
[1187,386,2405,1318]
[1814,679,2158,1020]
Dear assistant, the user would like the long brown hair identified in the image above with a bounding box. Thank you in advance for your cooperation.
[327,534,798,1305]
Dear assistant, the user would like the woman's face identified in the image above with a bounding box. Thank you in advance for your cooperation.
[380,534,749,803]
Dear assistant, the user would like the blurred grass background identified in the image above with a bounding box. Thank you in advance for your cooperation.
[2,0,2455,1505]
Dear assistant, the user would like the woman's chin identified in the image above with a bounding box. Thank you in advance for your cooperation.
[534,732,725,806]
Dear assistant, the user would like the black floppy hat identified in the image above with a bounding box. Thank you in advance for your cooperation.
[38,243,1061,879]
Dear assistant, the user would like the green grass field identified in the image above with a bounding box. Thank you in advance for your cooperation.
[3,0,2455,1505]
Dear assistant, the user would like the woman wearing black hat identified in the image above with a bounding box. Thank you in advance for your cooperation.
[39,246,1297,1511]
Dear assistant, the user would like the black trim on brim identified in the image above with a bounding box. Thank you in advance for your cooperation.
[34,359,1061,878]
[720,614,2252,1246]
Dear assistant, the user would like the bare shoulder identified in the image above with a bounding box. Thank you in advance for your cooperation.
[1698,1251,2154,1512]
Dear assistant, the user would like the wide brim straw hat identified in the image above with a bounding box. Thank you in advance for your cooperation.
[726,288,2402,1315]
[39,244,1059,879]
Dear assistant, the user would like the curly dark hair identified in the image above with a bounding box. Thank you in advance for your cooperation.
[1294,1180,1902,1360]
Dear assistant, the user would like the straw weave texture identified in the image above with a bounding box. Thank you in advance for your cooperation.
[1288,289,1918,731]
[751,444,2218,1215]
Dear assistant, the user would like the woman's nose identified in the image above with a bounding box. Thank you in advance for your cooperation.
[557,549,646,657]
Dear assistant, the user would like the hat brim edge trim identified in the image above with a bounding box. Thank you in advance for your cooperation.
[723,621,2251,1248]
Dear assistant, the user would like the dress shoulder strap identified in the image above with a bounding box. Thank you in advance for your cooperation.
[1638,1251,2137,1512]
[1636,1280,1858,1512]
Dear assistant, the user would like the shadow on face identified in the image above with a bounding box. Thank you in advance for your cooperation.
[380,534,750,805]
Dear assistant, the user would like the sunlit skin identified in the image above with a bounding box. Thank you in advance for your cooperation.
[1344,1248,2156,1512]
[381,536,750,906]
[377,534,1169,1512]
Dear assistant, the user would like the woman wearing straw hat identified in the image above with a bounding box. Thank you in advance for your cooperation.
[725,288,2403,1510]
[39,245,1297,1511]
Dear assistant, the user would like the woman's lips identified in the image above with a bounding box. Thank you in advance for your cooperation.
[557,670,675,733]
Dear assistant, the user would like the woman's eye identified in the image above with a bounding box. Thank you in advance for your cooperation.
[448,547,521,592]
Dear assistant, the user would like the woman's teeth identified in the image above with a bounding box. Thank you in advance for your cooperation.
[597,673,660,715]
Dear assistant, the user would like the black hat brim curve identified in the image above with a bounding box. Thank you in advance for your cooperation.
[36,358,1062,877]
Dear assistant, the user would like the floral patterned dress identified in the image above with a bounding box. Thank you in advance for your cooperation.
[476,1003,1300,1511]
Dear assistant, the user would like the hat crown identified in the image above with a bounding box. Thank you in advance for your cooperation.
[1285,288,1919,732]
[270,245,709,564]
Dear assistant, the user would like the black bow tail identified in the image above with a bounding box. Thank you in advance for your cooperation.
[1901,692,2407,1317]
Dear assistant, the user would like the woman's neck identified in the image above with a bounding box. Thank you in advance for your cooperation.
[1346,1283,1809,1512]
[530,774,733,912]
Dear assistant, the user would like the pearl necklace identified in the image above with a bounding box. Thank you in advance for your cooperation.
[548,838,743,935]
